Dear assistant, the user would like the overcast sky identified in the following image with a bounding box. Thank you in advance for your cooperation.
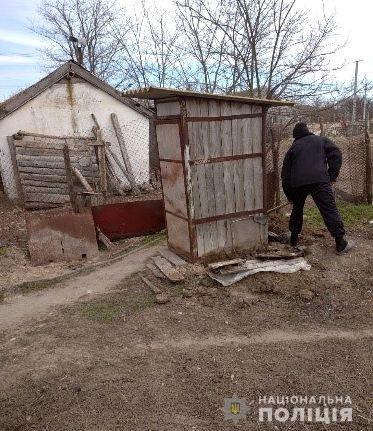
[0,0,371,101]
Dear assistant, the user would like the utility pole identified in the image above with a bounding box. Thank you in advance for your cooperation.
[363,83,368,124]
[352,59,363,125]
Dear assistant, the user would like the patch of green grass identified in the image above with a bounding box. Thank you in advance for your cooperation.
[305,201,373,227]
[79,291,155,323]
[15,279,52,294]
[139,231,166,245]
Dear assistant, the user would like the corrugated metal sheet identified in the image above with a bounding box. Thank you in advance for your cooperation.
[124,86,294,107]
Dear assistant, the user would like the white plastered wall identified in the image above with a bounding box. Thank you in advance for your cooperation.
[0,80,149,199]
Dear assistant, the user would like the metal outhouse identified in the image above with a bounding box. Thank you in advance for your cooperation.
[126,88,293,260]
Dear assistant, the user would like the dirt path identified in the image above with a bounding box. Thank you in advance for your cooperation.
[0,243,163,330]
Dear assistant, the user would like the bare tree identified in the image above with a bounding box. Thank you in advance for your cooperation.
[177,0,343,100]
[32,0,123,82]
[112,1,181,89]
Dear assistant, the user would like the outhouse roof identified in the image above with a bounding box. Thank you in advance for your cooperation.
[0,61,153,121]
[124,86,294,107]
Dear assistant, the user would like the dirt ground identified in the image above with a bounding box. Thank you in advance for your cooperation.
[0,200,372,430]
[0,193,162,293]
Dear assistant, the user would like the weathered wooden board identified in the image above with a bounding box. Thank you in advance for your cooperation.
[156,123,182,161]
[152,256,185,282]
[160,249,187,266]
[157,101,180,116]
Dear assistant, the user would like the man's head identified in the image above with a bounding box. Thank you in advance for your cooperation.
[293,122,311,140]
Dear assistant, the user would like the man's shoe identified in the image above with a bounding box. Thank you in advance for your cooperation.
[336,240,356,255]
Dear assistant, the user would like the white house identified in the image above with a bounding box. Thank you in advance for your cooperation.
[0,61,154,200]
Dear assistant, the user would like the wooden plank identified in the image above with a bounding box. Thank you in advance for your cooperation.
[156,123,182,161]
[146,263,166,279]
[72,167,95,193]
[18,166,66,175]
[106,148,130,182]
[208,258,245,270]
[220,102,235,214]
[22,179,67,188]
[157,101,180,116]
[24,193,70,203]
[208,99,226,250]
[7,136,25,205]
[141,276,163,294]
[160,249,187,266]
[19,173,67,183]
[16,147,63,156]
[23,185,69,194]
[111,113,139,192]
[240,104,255,211]
[152,256,185,282]
[199,100,217,254]
[17,158,65,169]
[15,140,66,150]
[253,157,263,209]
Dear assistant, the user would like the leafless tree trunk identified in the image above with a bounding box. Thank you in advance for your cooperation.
[32,0,123,82]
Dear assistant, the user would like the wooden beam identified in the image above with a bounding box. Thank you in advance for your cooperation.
[71,166,95,194]
[110,113,139,193]
[96,129,107,193]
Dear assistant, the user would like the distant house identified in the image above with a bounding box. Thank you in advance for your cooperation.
[0,60,154,200]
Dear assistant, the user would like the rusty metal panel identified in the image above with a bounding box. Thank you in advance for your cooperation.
[26,207,99,265]
[166,212,190,254]
[91,199,165,240]
[160,161,188,218]
[156,123,182,161]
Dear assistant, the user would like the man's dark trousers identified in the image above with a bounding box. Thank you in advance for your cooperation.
[289,182,345,238]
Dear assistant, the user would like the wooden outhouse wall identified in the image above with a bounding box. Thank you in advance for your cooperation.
[156,97,267,260]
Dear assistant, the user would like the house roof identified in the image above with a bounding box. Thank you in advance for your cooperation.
[124,86,294,107]
[0,61,153,121]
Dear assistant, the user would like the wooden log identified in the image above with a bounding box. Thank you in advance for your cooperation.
[72,166,95,194]
[7,136,25,206]
[110,113,139,192]
[16,147,63,157]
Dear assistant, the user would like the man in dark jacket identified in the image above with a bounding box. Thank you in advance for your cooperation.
[281,122,354,254]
